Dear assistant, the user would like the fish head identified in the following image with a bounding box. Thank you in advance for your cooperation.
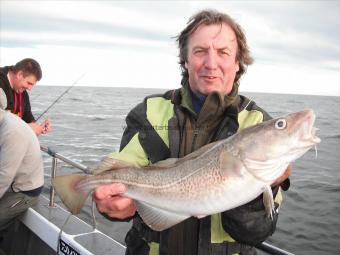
[233,109,321,183]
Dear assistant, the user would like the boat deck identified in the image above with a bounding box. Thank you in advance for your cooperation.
[0,194,289,255]
[1,195,126,255]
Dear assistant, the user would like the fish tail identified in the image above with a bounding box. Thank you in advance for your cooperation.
[52,174,89,214]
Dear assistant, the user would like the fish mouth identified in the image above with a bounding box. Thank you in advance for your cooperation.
[304,109,321,144]
[311,127,321,143]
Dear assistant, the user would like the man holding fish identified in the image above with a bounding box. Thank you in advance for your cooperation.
[88,9,298,255]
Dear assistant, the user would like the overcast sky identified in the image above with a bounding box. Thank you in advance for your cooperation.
[1,1,339,96]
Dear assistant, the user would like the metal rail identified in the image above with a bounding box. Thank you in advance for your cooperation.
[40,145,294,255]
[256,242,295,255]
[40,146,90,173]
[40,145,91,207]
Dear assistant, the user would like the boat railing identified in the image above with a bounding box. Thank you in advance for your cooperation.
[40,145,295,255]
[256,242,295,255]
[40,145,91,208]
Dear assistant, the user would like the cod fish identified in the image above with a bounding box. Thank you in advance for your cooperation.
[52,109,320,231]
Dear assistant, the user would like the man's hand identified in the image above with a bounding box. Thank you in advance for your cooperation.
[93,183,136,219]
[41,118,52,134]
[272,164,292,187]
[29,118,52,135]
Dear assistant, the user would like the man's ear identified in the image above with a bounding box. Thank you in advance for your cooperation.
[185,61,188,69]
[16,70,24,79]
[235,61,240,72]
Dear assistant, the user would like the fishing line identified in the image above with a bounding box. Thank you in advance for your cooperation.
[314,145,318,159]
[36,72,87,121]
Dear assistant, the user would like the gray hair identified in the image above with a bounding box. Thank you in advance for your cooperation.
[176,9,253,85]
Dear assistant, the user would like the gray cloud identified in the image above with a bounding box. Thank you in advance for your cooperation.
[239,1,340,71]
[1,1,340,71]
[251,1,340,43]
[1,3,173,49]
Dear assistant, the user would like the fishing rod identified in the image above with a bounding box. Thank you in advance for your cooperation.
[35,72,87,121]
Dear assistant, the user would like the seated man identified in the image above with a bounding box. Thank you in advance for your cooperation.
[0,88,44,249]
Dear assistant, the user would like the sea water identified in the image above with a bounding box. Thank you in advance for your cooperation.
[30,86,340,255]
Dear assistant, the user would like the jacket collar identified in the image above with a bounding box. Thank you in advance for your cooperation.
[179,81,240,118]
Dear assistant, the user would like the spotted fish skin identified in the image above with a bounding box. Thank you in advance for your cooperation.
[52,109,320,231]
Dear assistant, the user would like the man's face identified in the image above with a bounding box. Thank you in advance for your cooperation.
[13,71,37,93]
[185,23,239,96]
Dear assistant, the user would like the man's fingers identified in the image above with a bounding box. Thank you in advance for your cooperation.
[93,184,136,219]
[43,119,52,132]
[106,203,136,219]
[93,183,127,200]
[96,196,135,213]
[92,183,136,219]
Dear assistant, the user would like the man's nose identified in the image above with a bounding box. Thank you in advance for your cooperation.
[204,51,218,69]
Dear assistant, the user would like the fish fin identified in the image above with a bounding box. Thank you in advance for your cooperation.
[52,174,89,214]
[91,157,134,174]
[262,184,275,219]
[135,201,189,231]
[219,150,245,177]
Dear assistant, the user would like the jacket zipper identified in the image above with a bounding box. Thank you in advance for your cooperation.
[191,126,200,152]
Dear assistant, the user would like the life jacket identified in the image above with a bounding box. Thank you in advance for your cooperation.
[110,88,284,255]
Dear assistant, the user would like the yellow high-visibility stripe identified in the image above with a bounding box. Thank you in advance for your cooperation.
[148,242,159,255]
[211,213,235,243]
[146,97,174,148]
[238,109,264,130]
[108,133,149,167]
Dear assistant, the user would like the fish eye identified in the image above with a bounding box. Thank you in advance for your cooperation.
[275,119,287,129]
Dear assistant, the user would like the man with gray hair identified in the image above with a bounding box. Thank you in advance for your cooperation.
[0,88,44,251]
[94,9,291,255]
